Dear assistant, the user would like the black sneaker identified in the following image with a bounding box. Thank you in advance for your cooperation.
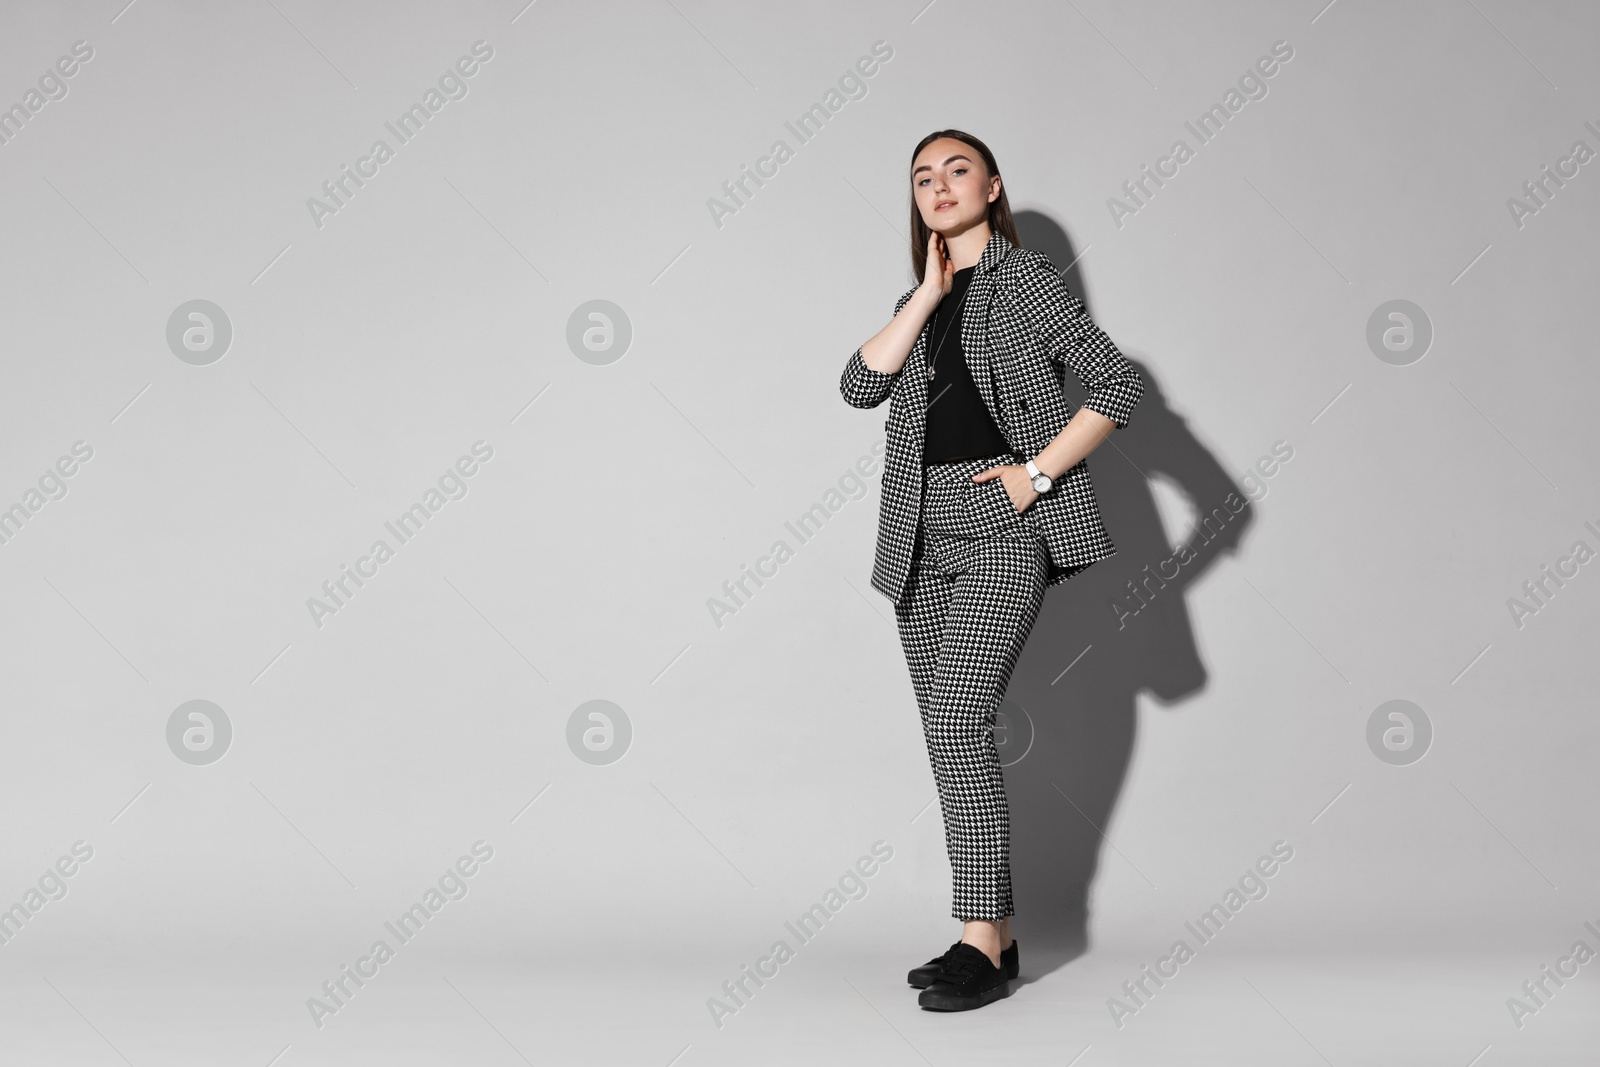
[917,942,1013,1011]
[907,939,1019,988]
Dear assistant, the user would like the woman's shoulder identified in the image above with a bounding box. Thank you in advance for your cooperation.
[996,246,1058,285]
[993,246,1081,312]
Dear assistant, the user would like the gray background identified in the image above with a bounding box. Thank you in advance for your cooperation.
[2,0,1597,1064]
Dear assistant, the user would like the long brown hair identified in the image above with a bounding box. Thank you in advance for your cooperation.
[907,129,1022,282]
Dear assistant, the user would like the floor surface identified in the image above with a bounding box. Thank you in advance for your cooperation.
[6,944,1591,1065]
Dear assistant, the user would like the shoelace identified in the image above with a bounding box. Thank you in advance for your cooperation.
[940,946,992,987]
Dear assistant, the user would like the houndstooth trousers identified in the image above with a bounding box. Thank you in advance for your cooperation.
[895,451,1048,921]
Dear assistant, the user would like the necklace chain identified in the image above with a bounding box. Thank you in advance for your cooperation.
[924,276,974,385]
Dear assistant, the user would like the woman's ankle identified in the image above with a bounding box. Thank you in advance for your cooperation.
[960,919,1009,965]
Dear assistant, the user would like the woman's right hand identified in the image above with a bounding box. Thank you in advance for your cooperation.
[917,230,953,306]
[851,231,953,378]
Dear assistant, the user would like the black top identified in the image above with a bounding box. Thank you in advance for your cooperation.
[922,265,1011,465]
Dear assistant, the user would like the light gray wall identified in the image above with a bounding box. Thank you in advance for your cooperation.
[2,0,1595,999]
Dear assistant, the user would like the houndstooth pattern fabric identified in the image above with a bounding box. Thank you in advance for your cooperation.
[839,229,1144,604]
[897,454,1048,920]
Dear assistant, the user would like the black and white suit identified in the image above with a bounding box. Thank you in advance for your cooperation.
[839,228,1144,604]
[838,228,1143,921]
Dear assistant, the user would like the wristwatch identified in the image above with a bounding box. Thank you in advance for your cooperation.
[1025,458,1053,494]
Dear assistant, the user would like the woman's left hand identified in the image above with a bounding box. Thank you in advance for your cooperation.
[973,464,1038,514]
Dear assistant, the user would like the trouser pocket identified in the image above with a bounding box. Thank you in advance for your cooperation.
[964,475,1025,533]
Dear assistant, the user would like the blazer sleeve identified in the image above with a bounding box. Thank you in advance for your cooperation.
[1002,251,1144,428]
[839,285,920,409]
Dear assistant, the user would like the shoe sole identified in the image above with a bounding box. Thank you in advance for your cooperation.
[918,979,1013,1012]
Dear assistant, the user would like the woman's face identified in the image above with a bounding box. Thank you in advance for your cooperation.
[911,138,999,234]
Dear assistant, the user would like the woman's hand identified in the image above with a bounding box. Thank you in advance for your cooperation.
[917,230,954,306]
[853,232,950,378]
[973,464,1039,514]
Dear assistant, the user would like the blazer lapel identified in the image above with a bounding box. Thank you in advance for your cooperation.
[962,230,1016,436]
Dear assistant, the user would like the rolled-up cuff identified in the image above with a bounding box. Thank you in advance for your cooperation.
[839,347,899,409]
[1080,375,1144,428]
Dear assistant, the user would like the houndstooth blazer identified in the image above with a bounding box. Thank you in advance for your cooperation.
[839,229,1144,604]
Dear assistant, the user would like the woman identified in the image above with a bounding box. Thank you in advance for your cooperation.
[839,129,1144,1012]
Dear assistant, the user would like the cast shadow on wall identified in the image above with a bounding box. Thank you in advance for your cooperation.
[1001,210,1255,984]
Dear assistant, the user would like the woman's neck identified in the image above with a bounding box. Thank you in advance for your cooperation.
[942,222,992,271]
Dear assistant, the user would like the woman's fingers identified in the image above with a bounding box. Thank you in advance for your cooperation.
[925,231,955,294]
[972,465,1034,512]
[925,231,948,292]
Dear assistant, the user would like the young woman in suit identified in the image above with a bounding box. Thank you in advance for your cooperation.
[839,129,1144,1011]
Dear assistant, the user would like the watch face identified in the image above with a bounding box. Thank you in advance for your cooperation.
[1032,474,1051,493]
